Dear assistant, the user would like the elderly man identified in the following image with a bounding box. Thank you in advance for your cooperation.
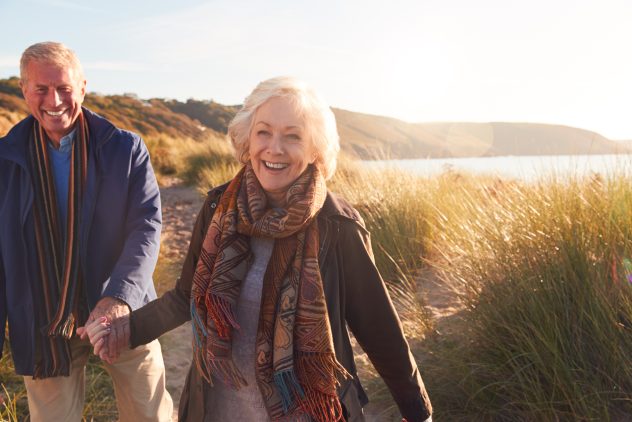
[0,42,173,421]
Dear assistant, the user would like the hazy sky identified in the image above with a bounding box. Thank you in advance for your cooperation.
[1,0,631,140]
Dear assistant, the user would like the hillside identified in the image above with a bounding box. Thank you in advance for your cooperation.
[334,108,630,158]
[1,77,629,158]
[0,77,223,143]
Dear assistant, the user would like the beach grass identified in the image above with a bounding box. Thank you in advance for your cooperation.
[416,171,632,420]
[3,142,631,420]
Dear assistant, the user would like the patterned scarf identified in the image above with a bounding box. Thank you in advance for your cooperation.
[191,164,349,421]
[28,113,88,378]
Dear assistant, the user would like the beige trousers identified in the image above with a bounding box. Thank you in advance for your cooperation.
[23,336,173,422]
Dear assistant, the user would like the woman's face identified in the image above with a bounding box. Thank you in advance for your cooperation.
[248,96,317,207]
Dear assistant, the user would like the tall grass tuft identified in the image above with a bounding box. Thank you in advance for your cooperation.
[330,158,433,334]
[145,133,239,187]
[0,341,28,422]
[424,172,632,420]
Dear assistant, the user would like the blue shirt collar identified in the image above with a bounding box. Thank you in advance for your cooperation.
[51,129,76,153]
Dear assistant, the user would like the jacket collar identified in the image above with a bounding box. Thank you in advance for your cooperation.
[0,106,116,166]
[319,191,363,224]
[0,114,34,166]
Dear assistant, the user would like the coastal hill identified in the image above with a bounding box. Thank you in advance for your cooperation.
[1,77,628,158]
[334,108,630,158]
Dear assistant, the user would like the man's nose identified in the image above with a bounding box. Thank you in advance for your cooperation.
[46,89,62,107]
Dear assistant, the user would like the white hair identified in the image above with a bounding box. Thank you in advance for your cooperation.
[228,76,340,180]
[20,41,84,83]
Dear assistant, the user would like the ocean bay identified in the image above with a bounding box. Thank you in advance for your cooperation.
[363,154,632,181]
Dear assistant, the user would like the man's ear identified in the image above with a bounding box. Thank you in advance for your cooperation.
[80,78,87,98]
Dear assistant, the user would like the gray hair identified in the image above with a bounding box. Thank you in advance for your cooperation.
[20,41,84,82]
[228,76,340,180]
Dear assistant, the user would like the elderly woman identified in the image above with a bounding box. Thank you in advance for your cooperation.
[80,77,432,421]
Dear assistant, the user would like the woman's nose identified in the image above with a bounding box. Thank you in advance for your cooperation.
[268,133,284,154]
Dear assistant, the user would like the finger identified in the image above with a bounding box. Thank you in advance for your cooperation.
[94,337,109,357]
[107,323,119,361]
[95,338,112,364]
[88,326,111,346]
[112,322,126,361]
[86,319,110,339]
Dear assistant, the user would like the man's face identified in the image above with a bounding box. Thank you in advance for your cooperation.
[20,60,86,145]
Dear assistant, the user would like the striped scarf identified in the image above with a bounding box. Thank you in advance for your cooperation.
[28,114,88,379]
[191,164,349,421]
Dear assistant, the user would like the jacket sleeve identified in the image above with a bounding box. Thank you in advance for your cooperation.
[102,138,161,310]
[130,193,217,347]
[341,221,432,422]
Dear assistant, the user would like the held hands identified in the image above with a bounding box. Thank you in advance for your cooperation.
[76,297,132,363]
[77,314,131,363]
[77,317,113,362]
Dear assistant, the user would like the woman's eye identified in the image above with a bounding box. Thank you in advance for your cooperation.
[257,130,271,136]
[286,134,301,141]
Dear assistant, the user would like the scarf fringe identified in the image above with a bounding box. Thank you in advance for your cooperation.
[192,347,248,389]
[45,313,75,339]
[191,300,247,388]
[206,293,240,339]
[190,300,208,348]
[294,352,351,422]
[33,361,70,380]
[299,390,344,422]
[191,300,212,384]
[274,368,305,413]
[296,352,351,387]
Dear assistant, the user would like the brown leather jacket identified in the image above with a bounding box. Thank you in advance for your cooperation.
[130,185,432,421]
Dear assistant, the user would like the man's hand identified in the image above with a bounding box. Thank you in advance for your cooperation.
[87,297,131,362]
[89,296,130,322]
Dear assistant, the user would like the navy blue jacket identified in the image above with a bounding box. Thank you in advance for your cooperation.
[0,108,161,375]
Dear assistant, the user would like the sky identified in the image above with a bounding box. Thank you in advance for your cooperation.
[1,0,631,140]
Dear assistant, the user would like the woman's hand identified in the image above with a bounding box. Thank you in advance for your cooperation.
[77,316,112,362]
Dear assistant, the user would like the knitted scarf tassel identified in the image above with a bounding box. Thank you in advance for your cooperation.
[191,294,247,388]
[274,353,349,421]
